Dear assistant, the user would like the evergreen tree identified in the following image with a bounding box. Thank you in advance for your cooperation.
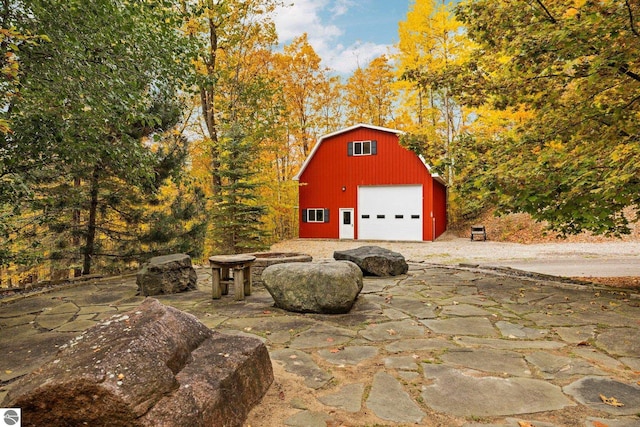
[210,125,267,254]
[0,0,196,273]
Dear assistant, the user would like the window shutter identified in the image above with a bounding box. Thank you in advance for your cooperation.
[347,142,353,156]
[302,209,308,223]
[324,208,330,223]
[371,140,377,155]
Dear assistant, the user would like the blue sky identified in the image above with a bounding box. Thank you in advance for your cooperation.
[273,0,410,75]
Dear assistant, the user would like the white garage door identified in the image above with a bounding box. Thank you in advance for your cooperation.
[358,185,423,241]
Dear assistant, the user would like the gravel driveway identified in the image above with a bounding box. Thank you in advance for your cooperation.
[270,238,640,278]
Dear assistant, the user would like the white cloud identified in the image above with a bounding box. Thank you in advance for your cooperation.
[273,0,392,76]
[325,42,393,75]
[273,0,341,43]
[330,0,355,17]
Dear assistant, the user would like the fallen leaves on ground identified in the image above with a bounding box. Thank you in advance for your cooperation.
[599,394,624,407]
[573,277,640,290]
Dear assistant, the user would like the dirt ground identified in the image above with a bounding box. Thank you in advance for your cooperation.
[577,275,640,290]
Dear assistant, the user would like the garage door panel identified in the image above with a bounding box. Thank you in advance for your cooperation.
[358,185,422,241]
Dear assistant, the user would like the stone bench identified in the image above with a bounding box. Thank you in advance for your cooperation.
[136,253,197,296]
[333,246,408,276]
[209,254,256,301]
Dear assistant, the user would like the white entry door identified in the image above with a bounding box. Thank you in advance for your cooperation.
[339,208,355,239]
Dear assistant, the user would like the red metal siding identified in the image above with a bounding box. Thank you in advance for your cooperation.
[433,181,447,239]
[298,127,444,241]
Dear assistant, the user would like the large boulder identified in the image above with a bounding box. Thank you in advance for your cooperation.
[333,245,408,276]
[262,261,363,314]
[2,299,273,427]
[136,253,197,296]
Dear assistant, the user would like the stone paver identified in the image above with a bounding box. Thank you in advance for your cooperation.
[385,337,454,353]
[289,324,355,349]
[366,371,425,423]
[359,318,427,341]
[421,364,575,416]
[597,328,640,357]
[317,383,364,412]
[421,316,498,336]
[440,348,531,376]
[1,264,640,426]
[563,376,640,416]
[317,346,378,366]
[554,325,596,343]
[495,320,549,339]
[284,410,333,427]
[586,417,640,427]
[455,336,567,350]
[383,296,437,318]
[464,419,558,427]
[269,349,332,389]
[441,303,493,317]
[383,355,419,371]
[526,351,606,379]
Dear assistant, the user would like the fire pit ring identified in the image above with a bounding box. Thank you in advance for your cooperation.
[248,252,313,286]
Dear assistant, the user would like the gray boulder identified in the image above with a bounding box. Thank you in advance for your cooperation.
[262,261,363,314]
[333,246,408,276]
[136,253,197,296]
[2,299,273,427]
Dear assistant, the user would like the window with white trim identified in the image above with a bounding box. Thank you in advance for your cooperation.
[303,208,330,223]
[347,140,377,156]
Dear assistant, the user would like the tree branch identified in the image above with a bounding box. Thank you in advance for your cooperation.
[535,0,557,24]
[619,64,640,83]
[625,0,639,37]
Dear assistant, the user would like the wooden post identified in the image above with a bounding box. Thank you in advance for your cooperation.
[244,265,252,296]
[212,267,222,299]
[233,266,245,301]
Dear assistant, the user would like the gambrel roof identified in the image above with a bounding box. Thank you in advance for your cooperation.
[293,123,445,185]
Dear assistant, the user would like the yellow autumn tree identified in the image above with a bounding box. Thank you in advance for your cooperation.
[343,55,396,127]
[395,0,523,226]
[395,0,474,186]
[180,0,281,253]
[255,34,347,242]
[273,33,337,157]
[313,74,345,136]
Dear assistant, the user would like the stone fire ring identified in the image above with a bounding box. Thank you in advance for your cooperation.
[249,252,313,285]
[252,252,313,263]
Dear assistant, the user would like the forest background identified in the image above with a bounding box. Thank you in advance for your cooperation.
[1,0,638,286]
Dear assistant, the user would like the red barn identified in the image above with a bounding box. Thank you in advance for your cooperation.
[293,124,447,241]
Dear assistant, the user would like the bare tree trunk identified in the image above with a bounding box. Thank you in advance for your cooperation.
[72,177,82,277]
[82,166,100,275]
[201,11,221,197]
